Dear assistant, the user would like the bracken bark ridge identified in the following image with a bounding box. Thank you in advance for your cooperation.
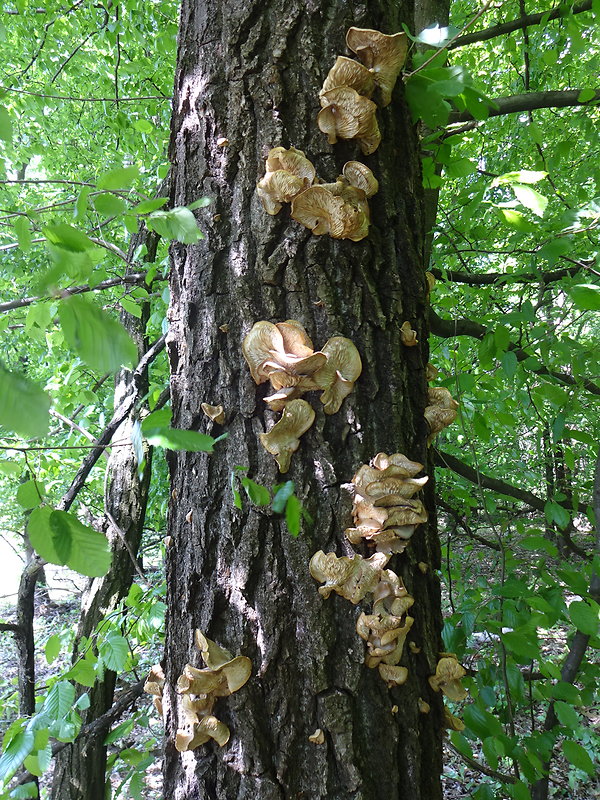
[164,0,444,797]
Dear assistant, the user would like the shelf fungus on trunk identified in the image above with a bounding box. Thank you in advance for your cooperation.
[317,86,381,154]
[201,403,225,424]
[320,55,376,99]
[428,656,468,702]
[400,321,418,347]
[144,664,166,716]
[259,398,316,473]
[256,146,316,215]
[425,387,459,444]
[311,336,362,414]
[174,631,252,752]
[345,452,428,555]
[309,550,389,603]
[345,27,408,107]
[290,184,371,242]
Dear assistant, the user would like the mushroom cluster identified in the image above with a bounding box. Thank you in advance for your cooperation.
[144,664,165,716]
[425,387,459,444]
[317,28,408,153]
[257,146,378,242]
[243,320,362,472]
[174,630,252,752]
[345,452,429,555]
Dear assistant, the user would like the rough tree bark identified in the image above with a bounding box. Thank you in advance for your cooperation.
[164,1,445,798]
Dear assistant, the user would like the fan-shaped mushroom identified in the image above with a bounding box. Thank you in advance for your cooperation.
[428,656,468,701]
[265,146,316,183]
[259,398,315,472]
[346,28,408,107]
[309,550,389,603]
[320,55,376,98]
[425,387,459,443]
[312,336,363,413]
[378,664,408,687]
[256,170,307,215]
[201,403,225,424]
[342,161,379,198]
[291,185,347,238]
[318,87,381,154]
[400,321,418,347]
[144,664,165,716]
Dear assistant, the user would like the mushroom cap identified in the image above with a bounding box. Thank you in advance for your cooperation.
[428,387,459,409]
[201,403,225,424]
[425,271,436,292]
[346,28,408,106]
[320,55,376,98]
[400,321,418,346]
[428,657,468,701]
[418,697,431,714]
[342,161,379,198]
[310,550,389,604]
[382,500,428,528]
[259,398,315,472]
[275,319,315,357]
[265,146,316,184]
[144,664,165,697]
[364,475,429,502]
[308,728,326,744]
[372,452,424,475]
[426,362,439,382]
[312,336,362,414]
[443,707,466,731]
[318,87,379,146]
[242,320,285,384]
[256,170,307,215]
[378,664,408,686]
[291,186,347,238]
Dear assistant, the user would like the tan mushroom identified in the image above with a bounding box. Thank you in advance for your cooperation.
[425,387,459,443]
[426,362,439,382]
[291,186,348,238]
[372,452,424,475]
[320,55,376,98]
[346,28,408,107]
[201,403,225,424]
[309,550,389,603]
[308,728,325,744]
[256,169,307,215]
[311,336,362,413]
[144,664,165,716]
[428,656,468,701]
[259,398,315,472]
[242,320,326,387]
[425,271,436,292]
[400,321,418,347]
[176,695,231,751]
[265,146,316,183]
[318,87,381,154]
[378,664,408,687]
[443,706,466,731]
[342,161,379,198]
[242,320,285,384]
[418,697,431,714]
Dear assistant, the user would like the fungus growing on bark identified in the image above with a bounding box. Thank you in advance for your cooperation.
[242,320,326,387]
[400,321,418,347]
[443,707,466,731]
[345,453,428,555]
[318,87,381,154]
[320,55,376,98]
[290,184,371,241]
[425,362,439,382]
[345,27,408,106]
[378,664,408,687]
[342,161,379,197]
[418,698,431,714]
[175,631,252,752]
[201,403,225,424]
[256,146,316,214]
[259,398,315,472]
[144,664,165,716]
[312,336,363,414]
[425,387,459,443]
[308,728,325,744]
[428,656,468,701]
[309,550,389,604]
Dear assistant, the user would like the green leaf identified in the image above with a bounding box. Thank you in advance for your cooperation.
[0,460,21,476]
[16,479,44,509]
[74,186,91,219]
[9,782,39,798]
[23,741,52,777]
[42,223,95,252]
[285,494,302,537]
[512,184,548,217]
[415,24,460,46]
[0,106,13,142]
[554,701,580,730]
[92,193,127,217]
[99,633,129,671]
[498,208,537,232]
[519,535,558,557]
[146,206,204,244]
[551,682,581,704]
[144,426,218,452]
[49,510,112,577]
[568,600,599,636]
[569,284,600,311]
[43,681,75,719]
[501,350,518,378]
[502,630,540,662]
[96,165,139,190]
[0,730,34,782]
[545,500,570,530]
[493,170,548,186]
[59,295,137,373]
[507,780,532,800]
[272,481,295,513]
[104,718,135,745]
[0,365,51,437]
[45,634,62,664]
[141,409,172,433]
[132,197,168,215]
[187,197,211,210]
[68,658,96,687]
[577,88,596,103]
[562,740,595,775]
[28,506,66,565]
[13,216,32,251]
[463,705,504,739]
[241,477,270,506]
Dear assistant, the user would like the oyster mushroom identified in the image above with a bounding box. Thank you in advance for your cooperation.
[265,146,316,183]
[378,664,408,687]
[400,321,418,347]
[443,706,466,731]
[342,161,379,198]
[259,398,315,472]
[372,452,424,475]
[318,87,381,154]
[256,169,307,215]
[312,336,362,413]
[320,55,376,98]
[346,27,408,107]
[201,403,225,424]
[428,656,468,701]
[309,550,389,603]
[144,664,165,716]
[242,320,326,386]
[291,186,348,238]
[425,387,459,443]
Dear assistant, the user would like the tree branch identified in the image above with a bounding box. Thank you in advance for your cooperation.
[449,0,593,49]
[0,622,21,633]
[429,307,600,397]
[448,89,600,125]
[0,85,170,102]
[429,265,582,286]
[445,740,516,783]
[0,273,148,314]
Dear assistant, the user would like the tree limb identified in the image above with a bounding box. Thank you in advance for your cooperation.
[429,265,582,286]
[445,740,516,784]
[429,307,600,397]
[449,0,593,49]
[0,622,21,633]
[448,89,600,125]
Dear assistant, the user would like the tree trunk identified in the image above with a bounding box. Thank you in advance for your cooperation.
[164,1,444,798]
